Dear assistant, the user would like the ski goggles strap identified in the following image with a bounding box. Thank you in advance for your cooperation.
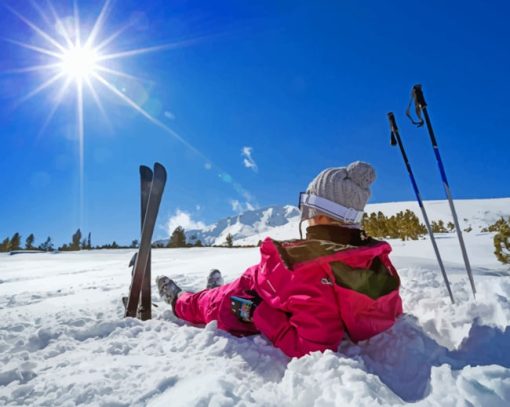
[299,193,364,224]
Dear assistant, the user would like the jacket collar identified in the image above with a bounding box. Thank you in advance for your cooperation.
[305,224,366,246]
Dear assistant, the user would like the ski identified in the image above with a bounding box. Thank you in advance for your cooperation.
[125,163,167,318]
[138,165,153,320]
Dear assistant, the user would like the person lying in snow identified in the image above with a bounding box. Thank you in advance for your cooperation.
[156,161,403,358]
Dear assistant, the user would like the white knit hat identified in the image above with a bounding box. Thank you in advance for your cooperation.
[300,161,376,226]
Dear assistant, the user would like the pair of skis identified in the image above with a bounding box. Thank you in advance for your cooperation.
[388,84,476,303]
[124,163,167,319]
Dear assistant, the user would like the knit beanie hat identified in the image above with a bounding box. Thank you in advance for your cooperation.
[300,161,376,226]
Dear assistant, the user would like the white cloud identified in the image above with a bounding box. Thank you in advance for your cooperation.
[241,146,258,172]
[166,209,206,234]
[230,199,256,214]
[230,200,241,213]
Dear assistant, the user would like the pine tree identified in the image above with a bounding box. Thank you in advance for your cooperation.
[431,220,448,233]
[87,233,92,250]
[130,239,139,248]
[71,229,82,251]
[10,233,21,251]
[447,222,455,232]
[493,218,510,264]
[25,234,35,250]
[482,218,508,233]
[0,237,10,252]
[168,226,186,248]
[194,239,203,247]
[40,237,53,251]
[225,233,234,248]
[376,211,388,237]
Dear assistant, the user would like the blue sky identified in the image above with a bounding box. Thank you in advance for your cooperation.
[1,0,509,246]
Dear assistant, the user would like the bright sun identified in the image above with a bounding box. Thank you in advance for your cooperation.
[59,46,99,80]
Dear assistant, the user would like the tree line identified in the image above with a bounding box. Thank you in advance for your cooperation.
[361,210,474,241]
[0,229,140,252]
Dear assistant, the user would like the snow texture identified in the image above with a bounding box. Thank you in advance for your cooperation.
[1,199,510,406]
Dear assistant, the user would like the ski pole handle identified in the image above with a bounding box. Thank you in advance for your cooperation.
[387,112,398,146]
[412,84,427,109]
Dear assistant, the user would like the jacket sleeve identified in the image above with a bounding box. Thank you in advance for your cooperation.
[252,292,344,358]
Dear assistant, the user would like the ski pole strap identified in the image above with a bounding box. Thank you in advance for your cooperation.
[406,84,426,127]
[299,193,364,224]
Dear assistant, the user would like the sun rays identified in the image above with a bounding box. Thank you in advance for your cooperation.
[2,0,258,224]
[2,0,201,222]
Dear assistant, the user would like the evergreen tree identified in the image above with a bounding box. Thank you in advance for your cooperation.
[25,234,35,250]
[376,211,388,237]
[87,233,92,250]
[431,220,448,233]
[111,241,119,249]
[130,239,139,248]
[447,222,455,232]
[0,237,10,252]
[225,233,234,248]
[168,226,186,248]
[494,218,510,264]
[71,229,82,251]
[194,239,203,247]
[482,217,508,233]
[400,210,426,240]
[386,215,399,239]
[39,236,53,251]
[10,233,21,251]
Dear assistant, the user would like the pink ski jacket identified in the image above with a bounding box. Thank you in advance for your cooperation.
[250,237,403,357]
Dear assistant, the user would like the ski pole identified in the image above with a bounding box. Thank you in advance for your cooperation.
[407,84,476,298]
[388,113,455,303]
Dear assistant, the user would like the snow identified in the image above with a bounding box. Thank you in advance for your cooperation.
[1,212,510,405]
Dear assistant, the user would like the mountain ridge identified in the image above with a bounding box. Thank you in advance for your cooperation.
[156,197,510,246]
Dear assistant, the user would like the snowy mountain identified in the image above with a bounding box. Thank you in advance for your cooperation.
[159,198,510,247]
[156,205,301,246]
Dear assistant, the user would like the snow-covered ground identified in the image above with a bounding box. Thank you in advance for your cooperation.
[1,232,510,406]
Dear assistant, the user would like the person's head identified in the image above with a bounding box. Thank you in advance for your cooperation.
[299,161,376,230]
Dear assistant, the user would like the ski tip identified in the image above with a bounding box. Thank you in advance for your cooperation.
[140,165,153,178]
[153,162,167,178]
